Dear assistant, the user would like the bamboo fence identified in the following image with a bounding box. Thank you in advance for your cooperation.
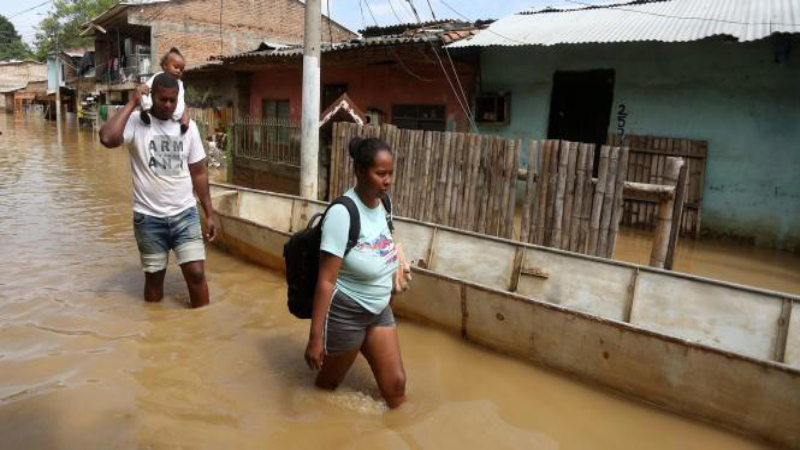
[518,140,629,258]
[330,123,630,259]
[330,122,521,240]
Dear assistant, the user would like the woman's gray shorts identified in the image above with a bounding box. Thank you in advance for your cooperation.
[324,290,395,355]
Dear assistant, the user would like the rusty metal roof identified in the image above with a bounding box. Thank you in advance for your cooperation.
[219,28,479,62]
[449,0,800,48]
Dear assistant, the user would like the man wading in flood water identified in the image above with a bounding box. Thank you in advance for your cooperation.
[99,73,216,308]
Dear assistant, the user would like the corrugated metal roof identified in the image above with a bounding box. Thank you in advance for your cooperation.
[220,29,478,62]
[449,0,800,48]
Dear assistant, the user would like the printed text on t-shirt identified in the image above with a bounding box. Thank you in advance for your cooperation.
[148,135,184,176]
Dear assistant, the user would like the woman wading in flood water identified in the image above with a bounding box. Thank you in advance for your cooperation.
[305,137,411,409]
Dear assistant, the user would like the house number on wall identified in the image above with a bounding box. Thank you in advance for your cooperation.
[617,104,628,136]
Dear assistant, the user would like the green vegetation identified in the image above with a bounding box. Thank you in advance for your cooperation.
[32,0,117,60]
[0,15,33,61]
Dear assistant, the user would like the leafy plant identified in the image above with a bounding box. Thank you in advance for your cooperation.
[0,15,33,61]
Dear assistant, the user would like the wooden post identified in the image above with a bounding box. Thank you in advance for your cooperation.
[437,132,453,224]
[607,147,630,258]
[588,146,611,256]
[543,141,559,245]
[665,160,689,270]
[536,141,552,245]
[551,141,570,247]
[650,157,684,269]
[598,147,620,257]
[530,141,550,245]
[506,139,521,239]
[476,137,490,235]
[561,142,579,249]
[466,134,483,231]
[520,141,537,243]
[499,139,514,238]
[569,144,588,252]
[579,145,596,252]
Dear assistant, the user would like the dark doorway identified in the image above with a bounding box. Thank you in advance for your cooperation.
[323,84,348,111]
[547,70,615,148]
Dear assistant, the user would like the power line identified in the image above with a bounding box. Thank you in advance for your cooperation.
[425,0,437,21]
[419,0,473,130]
[402,0,478,132]
[361,0,432,82]
[7,0,53,20]
[437,0,530,45]
[327,0,334,46]
[358,0,367,27]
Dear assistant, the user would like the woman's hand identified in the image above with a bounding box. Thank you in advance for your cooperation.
[305,336,325,371]
[393,244,412,295]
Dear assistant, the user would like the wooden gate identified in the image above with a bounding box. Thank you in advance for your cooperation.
[609,134,707,237]
[519,141,629,258]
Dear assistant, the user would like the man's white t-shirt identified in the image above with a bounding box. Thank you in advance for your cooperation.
[123,111,206,217]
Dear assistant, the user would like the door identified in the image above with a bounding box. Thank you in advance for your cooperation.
[547,70,615,148]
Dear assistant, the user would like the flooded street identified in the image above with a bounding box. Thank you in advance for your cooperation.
[0,114,787,449]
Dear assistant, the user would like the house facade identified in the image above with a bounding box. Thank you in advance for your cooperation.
[184,21,481,196]
[450,0,800,250]
[212,22,480,131]
[83,0,355,103]
[0,60,47,112]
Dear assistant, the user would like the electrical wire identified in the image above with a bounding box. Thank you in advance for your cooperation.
[418,0,476,130]
[425,0,437,21]
[402,0,478,131]
[327,0,334,46]
[362,0,432,82]
[7,0,54,20]
[437,0,530,45]
[358,0,367,28]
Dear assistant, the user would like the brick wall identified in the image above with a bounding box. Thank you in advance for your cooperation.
[131,0,355,67]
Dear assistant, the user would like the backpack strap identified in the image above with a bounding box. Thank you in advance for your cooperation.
[330,196,360,257]
[381,194,394,232]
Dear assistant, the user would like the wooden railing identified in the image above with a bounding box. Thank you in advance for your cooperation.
[609,134,707,238]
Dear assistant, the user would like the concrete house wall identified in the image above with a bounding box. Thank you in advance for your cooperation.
[248,55,476,131]
[474,37,800,250]
[0,61,47,109]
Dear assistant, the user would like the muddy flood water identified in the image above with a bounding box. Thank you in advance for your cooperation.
[1,114,797,449]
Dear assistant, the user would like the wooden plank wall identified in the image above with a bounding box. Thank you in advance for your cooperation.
[609,134,707,237]
[518,140,629,258]
[330,122,521,240]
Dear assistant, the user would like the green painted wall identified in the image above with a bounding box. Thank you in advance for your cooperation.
[474,37,800,250]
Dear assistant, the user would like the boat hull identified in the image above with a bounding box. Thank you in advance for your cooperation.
[204,183,800,447]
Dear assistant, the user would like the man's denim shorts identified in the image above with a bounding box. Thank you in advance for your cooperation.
[133,206,206,273]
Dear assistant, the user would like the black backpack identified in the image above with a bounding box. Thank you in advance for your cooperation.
[283,195,393,319]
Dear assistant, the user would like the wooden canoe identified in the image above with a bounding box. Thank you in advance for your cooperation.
[205,182,800,447]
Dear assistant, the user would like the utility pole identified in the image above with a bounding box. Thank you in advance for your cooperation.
[300,0,321,199]
[54,24,61,124]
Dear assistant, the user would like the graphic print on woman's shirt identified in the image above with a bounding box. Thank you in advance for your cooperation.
[355,233,398,265]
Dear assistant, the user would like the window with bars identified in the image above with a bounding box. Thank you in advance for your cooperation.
[391,104,446,131]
